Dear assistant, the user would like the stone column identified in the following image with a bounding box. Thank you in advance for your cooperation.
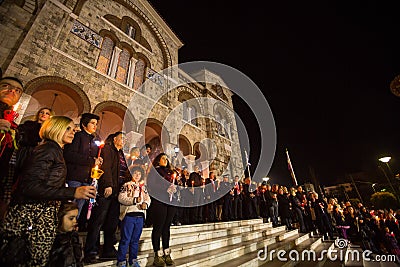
[108,46,122,78]
[127,57,137,87]
[184,155,196,173]
[200,160,210,178]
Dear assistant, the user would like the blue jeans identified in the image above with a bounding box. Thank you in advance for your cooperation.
[67,180,89,218]
[117,216,144,264]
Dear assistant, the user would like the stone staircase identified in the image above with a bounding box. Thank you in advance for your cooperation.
[83,219,341,267]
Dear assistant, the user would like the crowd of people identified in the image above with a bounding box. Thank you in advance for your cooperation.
[0,76,399,267]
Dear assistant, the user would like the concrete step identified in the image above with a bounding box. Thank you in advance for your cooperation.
[85,228,289,267]
[83,219,281,267]
[80,219,266,243]
[137,221,272,251]
[259,234,322,267]
[174,228,296,267]
[213,231,309,267]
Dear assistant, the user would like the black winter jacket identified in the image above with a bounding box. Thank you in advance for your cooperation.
[98,143,131,198]
[14,140,76,203]
[64,130,99,183]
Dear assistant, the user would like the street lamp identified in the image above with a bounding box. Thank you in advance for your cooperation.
[379,157,395,178]
[372,183,377,193]
[378,157,399,201]
[379,156,391,163]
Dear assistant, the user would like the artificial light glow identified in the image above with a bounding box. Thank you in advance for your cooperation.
[262,177,270,182]
[379,156,391,163]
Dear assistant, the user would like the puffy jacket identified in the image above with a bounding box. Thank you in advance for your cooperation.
[14,140,76,203]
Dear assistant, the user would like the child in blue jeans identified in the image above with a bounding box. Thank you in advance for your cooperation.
[117,166,151,267]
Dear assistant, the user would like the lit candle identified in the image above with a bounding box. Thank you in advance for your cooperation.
[87,164,104,220]
[169,172,176,202]
[97,141,105,158]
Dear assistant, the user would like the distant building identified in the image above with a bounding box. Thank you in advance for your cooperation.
[324,183,352,197]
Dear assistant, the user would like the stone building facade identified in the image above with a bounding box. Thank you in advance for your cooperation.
[0,0,244,178]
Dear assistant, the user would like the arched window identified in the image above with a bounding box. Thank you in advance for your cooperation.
[133,58,146,91]
[96,36,114,74]
[215,111,223,135]
[115,48,131,84]
[215,110,230,138]
[183,101,189,122]
[190,106,198,126]
[182,102,198,127]
[125,23,136,39]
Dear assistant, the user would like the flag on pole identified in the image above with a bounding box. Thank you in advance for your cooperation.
[286,148,298,186]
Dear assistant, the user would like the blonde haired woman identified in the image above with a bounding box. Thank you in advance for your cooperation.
[1,116,96,266]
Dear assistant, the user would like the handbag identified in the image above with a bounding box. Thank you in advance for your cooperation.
[0,206,45,266]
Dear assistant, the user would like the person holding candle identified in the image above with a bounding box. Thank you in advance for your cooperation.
[0,76,24,221]
[146,153,177,266]
[84,131,132,263]
[117,166,150,267]
[1,116,96,266]
[64,113,102,229]
[188,165,204,224]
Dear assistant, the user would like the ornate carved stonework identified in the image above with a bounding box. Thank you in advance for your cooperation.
[71,20,102,48]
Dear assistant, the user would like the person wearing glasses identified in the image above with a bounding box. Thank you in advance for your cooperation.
[0,76,24,221]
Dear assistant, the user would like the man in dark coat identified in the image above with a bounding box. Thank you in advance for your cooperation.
[84,132,132,262]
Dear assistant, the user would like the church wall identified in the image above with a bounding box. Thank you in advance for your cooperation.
[0,0,244,178]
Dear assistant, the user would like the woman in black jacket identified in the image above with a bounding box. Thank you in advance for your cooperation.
[14,107,54,177]
[1,116,96,266]
[147,153,177,266]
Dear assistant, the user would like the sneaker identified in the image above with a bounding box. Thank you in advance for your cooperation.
[163,254,174,266]
[163,248,174,266]
[153,255,165,267]
[117,261,127,267]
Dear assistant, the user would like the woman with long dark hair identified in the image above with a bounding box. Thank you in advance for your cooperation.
[147,153,177,266]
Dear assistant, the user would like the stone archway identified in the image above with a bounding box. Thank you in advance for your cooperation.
[178,134,191,156]
[93,101,137,141]
[137,118,171,155]
[22,76,90,122]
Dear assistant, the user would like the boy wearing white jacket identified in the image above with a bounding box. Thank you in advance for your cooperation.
[117,166,151,267]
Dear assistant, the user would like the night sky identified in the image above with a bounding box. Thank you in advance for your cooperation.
[148,0,400,187]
